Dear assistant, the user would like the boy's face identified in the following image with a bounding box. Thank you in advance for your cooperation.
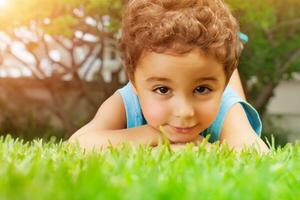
[132,49,226,143]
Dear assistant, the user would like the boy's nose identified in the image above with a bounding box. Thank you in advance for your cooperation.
[174,98,195,118]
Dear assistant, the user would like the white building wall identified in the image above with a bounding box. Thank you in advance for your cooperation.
[266,80,300,141]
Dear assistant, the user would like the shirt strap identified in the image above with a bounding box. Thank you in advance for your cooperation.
[116,82,146,128]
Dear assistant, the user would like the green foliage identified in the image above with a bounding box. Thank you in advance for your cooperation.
[0,135,299,200]
[44,15,79,37]
[227,0,300,107]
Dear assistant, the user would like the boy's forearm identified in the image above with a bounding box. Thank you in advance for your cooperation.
[68,125,162,150]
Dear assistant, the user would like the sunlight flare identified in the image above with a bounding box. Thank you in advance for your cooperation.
[0,0,7,7]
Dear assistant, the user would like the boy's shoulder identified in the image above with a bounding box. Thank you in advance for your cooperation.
[92,91,127,129]
[116,82,147,128]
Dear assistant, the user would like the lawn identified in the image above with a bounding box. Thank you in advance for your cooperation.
[0,135,299,200]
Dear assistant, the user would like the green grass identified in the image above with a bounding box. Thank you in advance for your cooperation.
[0,135,299,200]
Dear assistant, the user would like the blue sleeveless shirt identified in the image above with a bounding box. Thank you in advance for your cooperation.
[116,82,262,143]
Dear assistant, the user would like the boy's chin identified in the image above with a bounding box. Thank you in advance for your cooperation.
[153,124,200,144]
[168,134,199,144]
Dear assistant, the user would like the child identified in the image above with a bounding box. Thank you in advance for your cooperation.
[69,0,269,152]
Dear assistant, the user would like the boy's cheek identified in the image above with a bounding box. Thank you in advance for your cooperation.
[141,101,168,128]
[196,101,220,128]
[203,108,219,128]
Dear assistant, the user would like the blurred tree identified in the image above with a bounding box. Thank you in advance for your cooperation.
[227,0,300,116]
[0,0,124,137]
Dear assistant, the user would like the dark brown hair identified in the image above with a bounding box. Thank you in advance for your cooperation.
[119,0,240,82]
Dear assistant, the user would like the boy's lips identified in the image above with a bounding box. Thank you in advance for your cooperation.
[169,124,198,134]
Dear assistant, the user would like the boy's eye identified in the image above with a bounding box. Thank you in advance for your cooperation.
[194,86,211,94]
[154,87,170,94]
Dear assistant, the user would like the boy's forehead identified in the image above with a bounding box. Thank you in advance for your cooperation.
[135,50,226,84]
[138,49,221,68]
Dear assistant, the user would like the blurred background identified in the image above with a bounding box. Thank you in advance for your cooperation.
[0,0,299,146]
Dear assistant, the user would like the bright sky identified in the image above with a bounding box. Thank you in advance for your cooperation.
[0,0,7,7]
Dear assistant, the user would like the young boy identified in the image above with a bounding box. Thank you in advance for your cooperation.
[69,0,269,152]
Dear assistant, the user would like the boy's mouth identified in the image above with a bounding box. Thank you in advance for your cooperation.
[169,124,198,134]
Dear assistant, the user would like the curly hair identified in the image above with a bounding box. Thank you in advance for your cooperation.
[119,0,240,83]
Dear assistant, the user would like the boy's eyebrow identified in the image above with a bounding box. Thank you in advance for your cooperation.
[145,77,172,82]
[195,77,219,83]
[145,76,219,83]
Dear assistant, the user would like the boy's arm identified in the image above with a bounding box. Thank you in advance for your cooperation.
[228,69,246,100]
[221,69,269,153]
[68,92,162,150]
[220,104,269,153]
